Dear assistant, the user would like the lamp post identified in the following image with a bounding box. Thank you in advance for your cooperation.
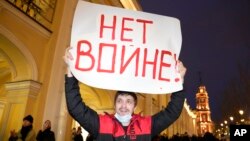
[223,120,229,136]
[239,109,245,124]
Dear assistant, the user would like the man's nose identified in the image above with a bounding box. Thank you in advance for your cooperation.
[121,102,127,108]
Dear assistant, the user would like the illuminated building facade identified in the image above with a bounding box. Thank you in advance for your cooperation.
[196,85,214,135]
[0,0,198,140]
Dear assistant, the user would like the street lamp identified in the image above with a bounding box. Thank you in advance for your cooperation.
[224,120,228,124]
[241,119,245,122]
[239,110,244,115]
[229,116,234,122]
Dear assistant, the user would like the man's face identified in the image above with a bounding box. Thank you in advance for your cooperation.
[115,94,136,116]
[43,120,51,129]
[22,120,32,127]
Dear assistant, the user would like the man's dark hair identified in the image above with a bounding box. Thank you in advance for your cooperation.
[23,115,33,123]
[114,91,137,106]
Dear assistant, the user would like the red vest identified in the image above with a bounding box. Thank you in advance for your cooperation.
[97,114,152,141]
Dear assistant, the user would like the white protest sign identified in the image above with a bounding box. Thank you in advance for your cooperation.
[69,1,183,94]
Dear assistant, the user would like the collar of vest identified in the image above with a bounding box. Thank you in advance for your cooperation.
[104,112,141,121]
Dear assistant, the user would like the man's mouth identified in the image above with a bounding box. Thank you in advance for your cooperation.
[119,109,128,113]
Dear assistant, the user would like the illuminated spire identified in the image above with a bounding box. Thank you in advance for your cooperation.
[198,71,203,86]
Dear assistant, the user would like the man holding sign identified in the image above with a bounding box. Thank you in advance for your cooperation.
[64,48,186,141]
[64,1,186,141]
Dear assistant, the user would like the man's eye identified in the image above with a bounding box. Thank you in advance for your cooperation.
[127,100,133,104]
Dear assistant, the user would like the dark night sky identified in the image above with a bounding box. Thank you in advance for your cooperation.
[140,0,250,123]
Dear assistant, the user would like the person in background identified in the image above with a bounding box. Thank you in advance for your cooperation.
[36,120,55,141]
[71,127,77,141]
[73,126,83,141]
[64,48,187,141]
[9,129,18,141]
[9,115,36,141]
[86,134,94,141]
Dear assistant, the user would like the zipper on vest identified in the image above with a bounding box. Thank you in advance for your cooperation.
[123,134,127,141]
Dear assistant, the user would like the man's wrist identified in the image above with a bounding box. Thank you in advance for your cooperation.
[67,67,73,77]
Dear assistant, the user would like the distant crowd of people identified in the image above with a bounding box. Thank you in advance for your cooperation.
[8,114,95,141]
[8,115,55,141]
[152,132,221,141]
[71,126,94,141]
[8,115,224,141]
